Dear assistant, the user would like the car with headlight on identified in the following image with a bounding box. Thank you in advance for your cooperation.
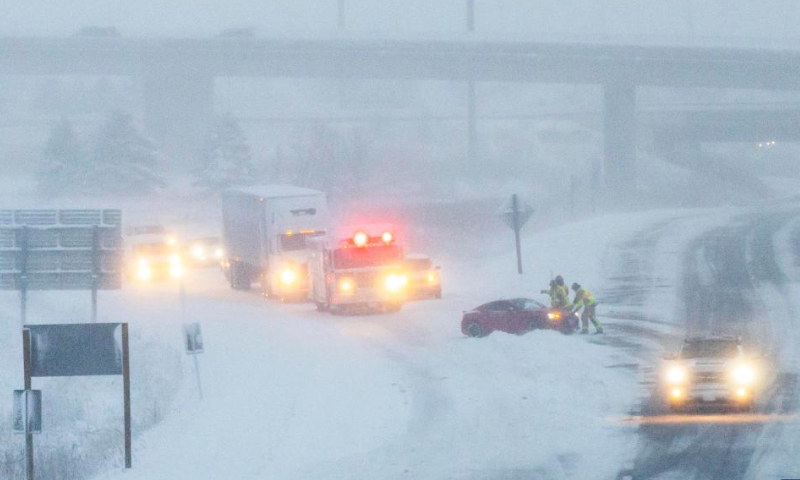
[186,236,225,268]
[127,233,185,282]
[403,254,442,299]
[662,336,761,412]
[461,298,579,337]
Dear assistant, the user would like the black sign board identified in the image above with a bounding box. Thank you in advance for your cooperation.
[26,323,123,377]
[21,324,132,473]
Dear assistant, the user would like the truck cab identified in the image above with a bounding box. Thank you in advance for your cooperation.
[308,228,408,314]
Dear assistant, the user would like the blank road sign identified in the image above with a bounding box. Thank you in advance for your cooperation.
[27,323,124,377]
[184,323,204,354]
[0,209,122,291]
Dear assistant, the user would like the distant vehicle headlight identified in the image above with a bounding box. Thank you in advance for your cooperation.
[214,248,224,260]
[666,366,687,384]
[136,266,152,281]
[732,364,755,385]
[170,253,182,266]
[191,245,206,260]
[169,264,184,279]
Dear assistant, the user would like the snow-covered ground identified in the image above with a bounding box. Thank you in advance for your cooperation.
[5,189,796,479]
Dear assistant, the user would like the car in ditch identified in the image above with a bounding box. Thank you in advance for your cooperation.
[461,298,579,337]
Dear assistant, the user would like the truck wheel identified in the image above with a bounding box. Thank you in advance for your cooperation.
[315,302,329,312]
[231,263,251,291]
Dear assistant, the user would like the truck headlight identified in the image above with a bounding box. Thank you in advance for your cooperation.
[214,248,224,260]
[339,278,355,294]
[666,366,687,384]
[281,268,297,285]
[385,274,407,293]
[170,253,182,266]
[732,364,755,385]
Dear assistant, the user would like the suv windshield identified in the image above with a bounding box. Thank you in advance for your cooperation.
[680,340,739,359]
[333,245,403,269]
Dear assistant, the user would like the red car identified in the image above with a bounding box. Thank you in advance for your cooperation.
[461,298,579,337]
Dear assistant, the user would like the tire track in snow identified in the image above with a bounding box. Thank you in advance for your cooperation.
[628,210,800,480]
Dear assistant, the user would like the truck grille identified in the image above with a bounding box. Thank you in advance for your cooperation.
[354,271,381,288]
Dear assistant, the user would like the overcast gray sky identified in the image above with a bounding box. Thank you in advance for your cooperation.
[3,0,800,42]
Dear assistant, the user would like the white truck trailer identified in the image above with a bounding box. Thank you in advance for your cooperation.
[221,186,328,300]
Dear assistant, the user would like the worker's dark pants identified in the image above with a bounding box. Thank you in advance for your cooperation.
[581,303,601,331]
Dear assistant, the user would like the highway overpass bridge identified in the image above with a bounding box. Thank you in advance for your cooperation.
[3,36,800,190]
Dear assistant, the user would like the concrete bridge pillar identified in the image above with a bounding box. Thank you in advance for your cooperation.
[604,83,637,192]
[142,66,214,159]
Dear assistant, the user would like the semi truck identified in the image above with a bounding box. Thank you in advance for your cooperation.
[221,186,328,300]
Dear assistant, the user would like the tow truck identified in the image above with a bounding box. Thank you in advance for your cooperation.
[308,227,407,314]
[662,336,762,412]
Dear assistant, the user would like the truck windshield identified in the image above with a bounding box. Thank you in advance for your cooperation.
[681,341,739,359]
[333,245,403,269]
[133,242,172,255]
[279,231,325,251]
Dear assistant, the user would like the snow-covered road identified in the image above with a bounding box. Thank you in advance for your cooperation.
[4,203,800,480]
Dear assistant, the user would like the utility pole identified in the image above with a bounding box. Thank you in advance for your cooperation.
[466,0,476,167]
[338,0,346,31]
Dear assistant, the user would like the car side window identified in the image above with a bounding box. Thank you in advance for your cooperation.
[484,301,512,312]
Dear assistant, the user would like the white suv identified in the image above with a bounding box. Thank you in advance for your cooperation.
[662,336,758,412]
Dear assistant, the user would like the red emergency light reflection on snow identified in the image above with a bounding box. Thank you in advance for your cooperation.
[353,231,369,247]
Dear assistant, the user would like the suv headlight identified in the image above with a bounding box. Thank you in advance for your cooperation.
[666,366,687,384]
[732,364,755,385]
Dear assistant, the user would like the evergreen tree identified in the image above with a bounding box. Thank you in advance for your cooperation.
[88,112,165,195]
[196,115,256,190]
[38,118,84,195]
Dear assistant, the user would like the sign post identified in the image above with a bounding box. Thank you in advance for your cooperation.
[183,323,204,400]
[22,328,34,480]
[497,194,534,275]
